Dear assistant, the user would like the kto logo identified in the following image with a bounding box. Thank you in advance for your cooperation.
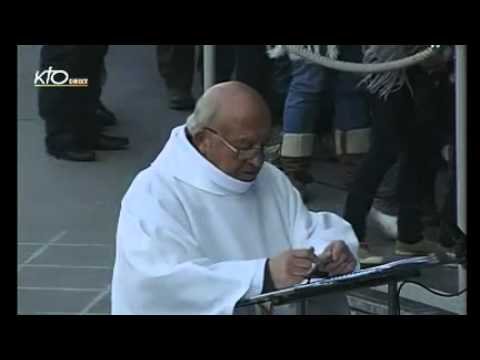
[34,66,88,87]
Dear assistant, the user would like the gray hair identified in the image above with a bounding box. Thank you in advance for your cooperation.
[185,93,219,135]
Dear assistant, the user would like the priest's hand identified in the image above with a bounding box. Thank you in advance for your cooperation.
[268,249,317,289]
[319,240,357,276]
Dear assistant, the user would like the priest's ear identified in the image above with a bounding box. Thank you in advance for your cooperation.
[193,130,212,155]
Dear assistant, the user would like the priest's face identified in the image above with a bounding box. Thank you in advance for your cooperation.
[198,113,272,182]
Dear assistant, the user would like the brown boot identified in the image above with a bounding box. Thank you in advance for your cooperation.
[264,125,283,164]
[279,156,314,201]
[335,129,370,187]
[280,133,316,201]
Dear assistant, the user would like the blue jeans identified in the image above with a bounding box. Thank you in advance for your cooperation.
[283,61,370,134]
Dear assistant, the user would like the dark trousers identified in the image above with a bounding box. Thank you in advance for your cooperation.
[38,45,108,150]
[156,45,274,93]
[157,45,236,93]
[439,125,458,248]
[234,45,271,100]
[344,68,454,244]
[156,45,195,93]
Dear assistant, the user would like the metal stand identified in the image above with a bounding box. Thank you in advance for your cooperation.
[299,300,308,315]
[203,45,215,92]
[455,45,467,314]
[237,268,422,315]
[387,281,401,315]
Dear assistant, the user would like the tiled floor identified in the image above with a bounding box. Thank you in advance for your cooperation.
[17,45,189,314]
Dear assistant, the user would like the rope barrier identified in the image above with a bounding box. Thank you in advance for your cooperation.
[268,45,441,73]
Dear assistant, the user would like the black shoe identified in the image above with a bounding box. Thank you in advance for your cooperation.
[48,148,96,162]
[94,134,129,151]
[97,103,117,126]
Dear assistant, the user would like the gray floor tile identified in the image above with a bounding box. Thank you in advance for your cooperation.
[18,227,65,244]
[28,245,115,267]
[17,45,41,120]
[87,293,111,314]
[17,289,98,314]
[18,244,43,264]
[54,228,117,245]
[18,266,112,289]
[306,182,347,215]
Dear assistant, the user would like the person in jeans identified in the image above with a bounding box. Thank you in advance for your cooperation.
[279,45,371,199]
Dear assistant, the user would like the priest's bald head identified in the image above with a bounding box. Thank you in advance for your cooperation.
[186,81,272,182]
